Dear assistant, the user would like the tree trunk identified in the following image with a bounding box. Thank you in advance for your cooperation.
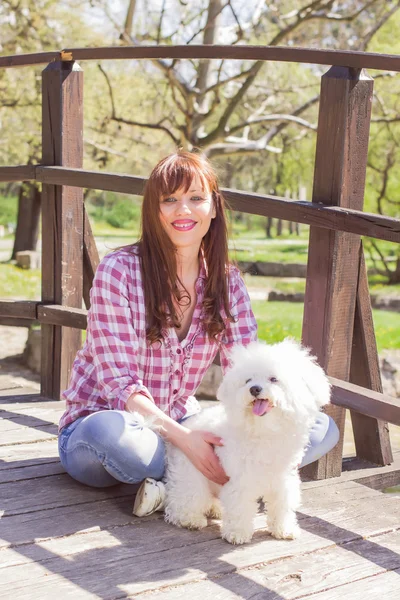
[124,0,137,38]
[389,256,400,284]
[265,217,273,238]
[11,183,41,260]
[192,0,223,132]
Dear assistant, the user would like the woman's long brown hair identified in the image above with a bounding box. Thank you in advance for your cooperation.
[138,151,234,345]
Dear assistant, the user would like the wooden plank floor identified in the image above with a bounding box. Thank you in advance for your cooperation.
[1,381,399,600]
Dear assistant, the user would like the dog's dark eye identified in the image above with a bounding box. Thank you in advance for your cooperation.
[270,377,278,383]
[245,378,252,384]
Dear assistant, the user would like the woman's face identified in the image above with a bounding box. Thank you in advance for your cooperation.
[159,174,216,251]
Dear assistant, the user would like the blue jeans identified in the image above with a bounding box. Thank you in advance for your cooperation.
[58,410,340,488]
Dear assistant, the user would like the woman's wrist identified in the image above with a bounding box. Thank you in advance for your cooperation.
[125,391,190,448]
[161,419,190,448]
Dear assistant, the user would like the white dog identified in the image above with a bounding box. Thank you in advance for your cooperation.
[164,339,331,545]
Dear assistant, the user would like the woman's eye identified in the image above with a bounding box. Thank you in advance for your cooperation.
[191,196,204,202]
[245,378,252,384]
[162,197,176,203]
[270,377,278,383]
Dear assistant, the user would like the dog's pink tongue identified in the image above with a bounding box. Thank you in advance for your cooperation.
[252,399,271,416]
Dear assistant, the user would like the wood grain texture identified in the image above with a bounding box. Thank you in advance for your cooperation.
[0,165,36,182]
[0,491,398,598]
[127,531,400,600]
[350,245,393,464]
[331,377,400,426]
[0,300,38,319]
[0,439,59,470]
[302,67,374,480]
[41,61,84,400]
[35,166,400,243]
[37,304,87,329]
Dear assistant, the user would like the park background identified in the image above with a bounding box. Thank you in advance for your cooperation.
[1,0,400,451]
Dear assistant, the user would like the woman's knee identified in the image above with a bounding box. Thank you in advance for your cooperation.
[69,410,166,483]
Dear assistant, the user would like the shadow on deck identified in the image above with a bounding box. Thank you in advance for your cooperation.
[0,382,399,600]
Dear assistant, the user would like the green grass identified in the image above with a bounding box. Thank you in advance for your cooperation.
[253,300,400,351]
[230,239,309,264]
[0,263,41,299]
[0,263,398,351]
[0,194,18,227]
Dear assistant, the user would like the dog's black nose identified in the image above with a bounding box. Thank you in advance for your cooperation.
[250,385,262,397]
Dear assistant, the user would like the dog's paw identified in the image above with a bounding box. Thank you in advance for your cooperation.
[178,515,208,530]
[268,522,300,540]
[206,504,222,520]
[221,526,253,545]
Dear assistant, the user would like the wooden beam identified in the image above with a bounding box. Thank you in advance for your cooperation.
[0,165,36,182]
[83,208,100,309]
[35,166,400,244]
[41,61,84,400]
[36,166,145,195]
[0,317,35,327]
[349,245,393,465]
[37,305,87,330]
[0,52,59,69]
[330,377,400,427]
[0,300,38,319]
[6,45,399,71]
[3,46,400,71]
[302,67,374,480]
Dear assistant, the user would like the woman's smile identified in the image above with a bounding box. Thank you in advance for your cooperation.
[171,219,197,231]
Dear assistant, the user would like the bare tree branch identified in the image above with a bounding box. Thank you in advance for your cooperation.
[361,1,400,50]
[226,0,244,41]
[306,0,379,21]
[84,138,128,158]
[156,0,167,45]
[204,64,261,94]
[229,114,317,136]
[205,94,319,157]
[111,115,179,145]
[123,0,137,38]
[97,64,116,118]
[368,238,393,278]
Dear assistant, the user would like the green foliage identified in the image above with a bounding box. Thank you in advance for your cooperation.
[0,195,17,227]
[87,193,142,230]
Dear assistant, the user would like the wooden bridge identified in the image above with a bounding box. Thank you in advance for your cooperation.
[0,45,399,599]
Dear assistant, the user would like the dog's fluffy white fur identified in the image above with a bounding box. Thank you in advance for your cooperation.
[164,339,331,545]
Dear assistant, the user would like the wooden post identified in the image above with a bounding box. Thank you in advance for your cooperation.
[302,67,373,479]
[350,244,393,465]
[83,207,100,309]
[41,61,84,399]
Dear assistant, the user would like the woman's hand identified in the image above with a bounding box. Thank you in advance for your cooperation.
[178,429,229,485]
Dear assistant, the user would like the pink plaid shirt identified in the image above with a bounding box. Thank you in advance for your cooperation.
[59,246,257,431]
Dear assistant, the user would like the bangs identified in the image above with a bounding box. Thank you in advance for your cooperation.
[150,153,217,197]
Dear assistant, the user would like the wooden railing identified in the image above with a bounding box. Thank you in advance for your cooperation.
[0,45,399,480]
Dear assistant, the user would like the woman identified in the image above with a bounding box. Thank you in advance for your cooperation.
[58,151,339,517]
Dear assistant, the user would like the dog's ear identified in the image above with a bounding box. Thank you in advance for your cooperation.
[298,348,331,409]
[278,338,331,409]
[224,343,251,370]
[217,344,249,401]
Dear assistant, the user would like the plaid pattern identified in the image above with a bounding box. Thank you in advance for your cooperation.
[59,246,257,431]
